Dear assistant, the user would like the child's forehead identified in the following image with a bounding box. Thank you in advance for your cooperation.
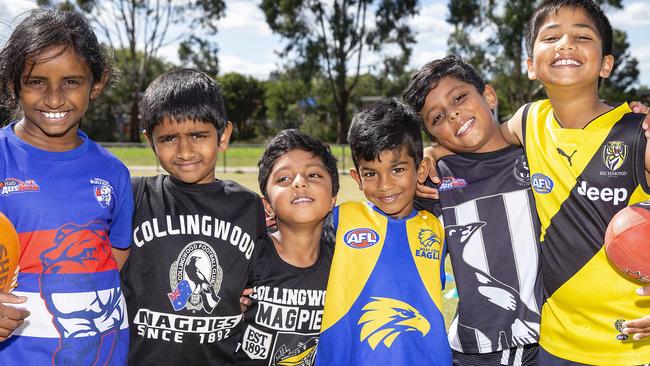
[271,149,324,171]
[153,118,215,133]
[537,6,599,34]
[359,148,413,166]
[428,77,476,97]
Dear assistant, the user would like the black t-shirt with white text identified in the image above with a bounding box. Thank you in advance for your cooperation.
[235,236,332,366]
[121,175,266,365]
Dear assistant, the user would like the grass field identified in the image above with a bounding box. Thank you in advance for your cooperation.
[113,147,459,327]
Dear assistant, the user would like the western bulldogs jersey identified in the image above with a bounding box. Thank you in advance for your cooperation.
[523,100,650,364]
[0,123,133,365]
[436,146,542,354]
[316,202,451,365]
[121,175,266,365]
[235,236,331,366]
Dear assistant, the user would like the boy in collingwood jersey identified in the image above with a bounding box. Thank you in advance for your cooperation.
[316,98,451,365]
[234,129,338,365]
[403,55,543,366]
[117,69,267,365]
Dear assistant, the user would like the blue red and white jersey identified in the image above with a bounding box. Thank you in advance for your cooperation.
[316,202,451,365]
[0,122,133,365]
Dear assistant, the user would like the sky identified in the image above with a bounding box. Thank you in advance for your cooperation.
[1,0,649,87]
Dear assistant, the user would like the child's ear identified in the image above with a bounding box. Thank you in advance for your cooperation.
[483,84,498,110]
[262,197,275,219]
[218,121,233,152]
[330,195,337,210]
[599,54,615,79]
[417,157,431,184]
[349,168,364,191]
[90,69,110,101]
[526,58,537,80]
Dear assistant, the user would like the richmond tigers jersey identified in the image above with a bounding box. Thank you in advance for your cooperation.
[523,100,650,365]
[316,202,451,365]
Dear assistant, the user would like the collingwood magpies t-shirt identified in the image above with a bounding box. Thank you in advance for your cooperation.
[235,236,332,366]
[121,175,266,365]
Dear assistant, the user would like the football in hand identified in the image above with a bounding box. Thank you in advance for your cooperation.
[0,212,20,292]
[604,201,650,283]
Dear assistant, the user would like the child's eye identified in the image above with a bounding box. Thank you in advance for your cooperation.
[62,79,81,88]
[276,176,291,184]
[363,171,377,178]
[25,79,45,88]
[160,135,177,143]
[431,113,443,125]
[454,94,466,103]
[393,167,405,174]
[308,172,323,179]
[576,35,591,41]
[542,36,559,42]
[190,133,207,139]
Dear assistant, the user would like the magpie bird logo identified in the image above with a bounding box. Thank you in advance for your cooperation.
[358,297,430,349]
[557,147,577,166]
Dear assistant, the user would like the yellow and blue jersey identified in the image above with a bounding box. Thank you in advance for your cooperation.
[316,202,451,365]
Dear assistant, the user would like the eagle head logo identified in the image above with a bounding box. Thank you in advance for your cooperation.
[418,229,440,248]
[358,297,430,350]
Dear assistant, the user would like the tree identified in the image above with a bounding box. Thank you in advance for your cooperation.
[219,73,266,141]
[39,0,226,142]
[447,0,639,118]
[261,0,419,143]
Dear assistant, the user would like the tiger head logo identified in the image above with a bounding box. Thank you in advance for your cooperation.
[602,141,627,171]
[358,297,430,350]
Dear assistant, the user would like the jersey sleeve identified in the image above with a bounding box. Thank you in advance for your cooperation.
[108,164,134,249]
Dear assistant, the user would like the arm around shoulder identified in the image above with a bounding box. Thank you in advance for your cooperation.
[499,104,527,146]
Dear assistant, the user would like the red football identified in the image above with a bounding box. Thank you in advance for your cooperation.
[0,212,20,292]
[604,201,650,283]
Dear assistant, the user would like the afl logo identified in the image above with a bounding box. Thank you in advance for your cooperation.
[531,173,554,194]
[344,228,380,249]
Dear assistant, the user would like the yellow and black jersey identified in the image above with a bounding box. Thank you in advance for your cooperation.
[523,99,650,365]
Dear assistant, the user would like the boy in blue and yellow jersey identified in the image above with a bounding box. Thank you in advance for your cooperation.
[403,55,543,366]
[497,0,650,364]
[316,98,452,365]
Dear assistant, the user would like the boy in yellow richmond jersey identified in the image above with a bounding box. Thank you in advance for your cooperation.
[499,0,650,364]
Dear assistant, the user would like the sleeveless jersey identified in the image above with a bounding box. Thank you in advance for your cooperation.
[0,123,133,365]
[121,175,266,365]
[316,202,451,365]
[436,146,542,354]
[523,100,650,364]
[235,236,331,366]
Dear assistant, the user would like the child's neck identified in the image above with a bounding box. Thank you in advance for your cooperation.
[271,221,323,268]
[547,87,612,129]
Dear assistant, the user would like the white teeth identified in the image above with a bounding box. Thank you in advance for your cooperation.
[292,197,313,204]
[456,118,474,136]
[552,59,581,66]
[42,112,68,119]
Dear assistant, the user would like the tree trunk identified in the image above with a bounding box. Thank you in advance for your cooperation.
[129,92,140,142]
[336,89,350,144]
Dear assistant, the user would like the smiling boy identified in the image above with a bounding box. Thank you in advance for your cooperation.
[498,1,650,364]
[316,98,451,365]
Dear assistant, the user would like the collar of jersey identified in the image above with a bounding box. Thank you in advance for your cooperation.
[6,121,89,161]
[369,201,418,221]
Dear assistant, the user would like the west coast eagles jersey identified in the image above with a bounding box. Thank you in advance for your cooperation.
[316,202,452,365]
[523,100,650,365]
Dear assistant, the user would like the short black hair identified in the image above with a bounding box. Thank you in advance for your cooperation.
[348,97,423,170]
[258,129,339,199]
[402,55,486,140]
[525,0,613,58]
[0,9,112,111]
[141,68,228,139]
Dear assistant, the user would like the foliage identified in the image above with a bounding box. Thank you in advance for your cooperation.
[260,0,419,143]
[447,0,639,119]
[219,72,267,141]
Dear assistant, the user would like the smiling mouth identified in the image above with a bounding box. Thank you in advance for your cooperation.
[551,58,582,67]
[291,197,314,204]
[456,118,474,136]
[41,111,69,119]
[378,192,401,203]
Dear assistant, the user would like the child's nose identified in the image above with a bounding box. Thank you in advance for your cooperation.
[44,86,65,109]
[293,174,308,188]
[448,111,460,122]
[556,34,576,51]
[176,138,195,159]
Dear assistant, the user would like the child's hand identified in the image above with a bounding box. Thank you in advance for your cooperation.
[631,101,650,139]
[0,292,29,342]
[416,176,441,200]
[240,288,254,313]
[622,286,650,340]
